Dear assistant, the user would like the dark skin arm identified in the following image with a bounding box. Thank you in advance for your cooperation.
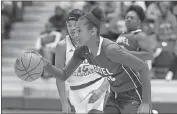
[44,46,85,81]
[127,32,154,60]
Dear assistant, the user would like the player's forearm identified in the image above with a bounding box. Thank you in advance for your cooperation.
[56,79,68,104]
[99,78,110,92]
[43,51,83,81]
[139,64,151,104]
[44,64,67,81]
[127,51,153,60]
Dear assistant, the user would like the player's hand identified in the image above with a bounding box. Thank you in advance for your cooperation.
[62,101,71,114]
[88,88,104,103]
[27,49,50,68]
[138,103,151,114]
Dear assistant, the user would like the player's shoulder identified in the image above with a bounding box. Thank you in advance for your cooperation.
[102,37,116,47]
[134,31,147,40]
[102,37,120,52]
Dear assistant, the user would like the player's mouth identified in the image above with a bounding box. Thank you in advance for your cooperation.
[126,21,132,25]
[70,32,77,36]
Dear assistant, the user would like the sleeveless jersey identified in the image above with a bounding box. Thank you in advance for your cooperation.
[65,36,102,87]
[116,29,142,51]
[115,29,143,91]
[66,37,147,92]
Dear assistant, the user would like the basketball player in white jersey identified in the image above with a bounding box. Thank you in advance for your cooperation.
[55,9,110,114]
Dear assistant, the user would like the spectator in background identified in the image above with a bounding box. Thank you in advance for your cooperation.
[1,1,13,39]
[165,41,177,80]
[83,1,98,13]
[171,1,177,18]
[153,1,177,78]
[49,6,66,35]
[35,22,61,78]
[146,2,161,22]
[99,2,125,41]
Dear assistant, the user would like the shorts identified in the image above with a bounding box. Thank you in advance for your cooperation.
[104,87,142,114]
[68,78,108,113]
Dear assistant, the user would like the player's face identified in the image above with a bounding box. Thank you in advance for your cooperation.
[125,11,140,31]
[159,2,169,16]
[76,19,92,46]
[66,20,78,40]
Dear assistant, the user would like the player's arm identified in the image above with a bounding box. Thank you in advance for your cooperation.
[55,40,69,107]
[99,78,110,92]
[127,33,153,60]
[106,43,151,105]
[43,46,85,81]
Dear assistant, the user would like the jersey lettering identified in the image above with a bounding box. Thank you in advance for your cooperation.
[117,36,130,46]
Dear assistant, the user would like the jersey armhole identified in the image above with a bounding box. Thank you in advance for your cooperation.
[133,32,142,52]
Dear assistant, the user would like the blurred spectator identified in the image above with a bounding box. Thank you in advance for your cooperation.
[142,19,158,53]
[146,2,161,22]
[165,40,177,80]
[35,22,61,78]
[49,6,66,33]
[100,2,124,41]
[12,1,24,21]
[1,1,26,40]
[152,1,177,78]
[83,1,98,13]
[171,1,177,18]
[1,1,13,39]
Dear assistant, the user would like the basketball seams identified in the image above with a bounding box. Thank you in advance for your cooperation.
[15,51,44,82]
[15,58,26,71]
[19,55,42,78]
[15,65,26,71]
[20,53,35,81]
[30,72,43,80]
[25,52,33,70]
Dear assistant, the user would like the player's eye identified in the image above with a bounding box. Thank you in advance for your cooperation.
[126,16,133,20]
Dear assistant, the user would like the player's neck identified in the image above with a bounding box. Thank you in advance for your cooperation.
[85,35,100,57]
[70,36,78,47]
[127,27,140,33]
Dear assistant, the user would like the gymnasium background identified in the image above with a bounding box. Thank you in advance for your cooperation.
[1,1,177,114]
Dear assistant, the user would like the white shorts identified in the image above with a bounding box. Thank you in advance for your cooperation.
[68,78,108,113]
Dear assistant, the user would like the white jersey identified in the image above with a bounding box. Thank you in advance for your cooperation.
[64,36,108,113]
[65,35,102,86]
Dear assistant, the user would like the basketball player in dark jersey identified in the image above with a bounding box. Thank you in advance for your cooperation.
[33,7,151,114]
[113,5,154,113]
[116,5,153,60]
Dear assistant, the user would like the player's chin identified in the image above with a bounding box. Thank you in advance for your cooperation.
[77,41,84,46]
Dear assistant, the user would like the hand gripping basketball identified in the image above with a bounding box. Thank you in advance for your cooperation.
[27,49,50,68]
[14,49,50,82]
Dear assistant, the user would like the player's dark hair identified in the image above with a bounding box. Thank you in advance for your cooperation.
[66,9,85,22]
[79,6,104,35]
[126,5,145,22]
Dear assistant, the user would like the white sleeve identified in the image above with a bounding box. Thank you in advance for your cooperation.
[46,31,62,48]
[35,36,42,50]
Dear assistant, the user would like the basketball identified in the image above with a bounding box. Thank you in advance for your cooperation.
[14,51,44,82]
